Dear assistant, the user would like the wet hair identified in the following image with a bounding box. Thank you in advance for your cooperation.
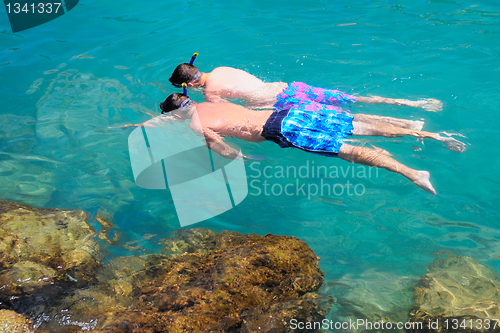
[169,63,200,87]
[159,93,190,113]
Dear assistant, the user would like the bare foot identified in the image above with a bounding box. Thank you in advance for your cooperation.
[414,98,443,112]
[440,136,466,153]
[410,120,424,131]
[413,170,436,195]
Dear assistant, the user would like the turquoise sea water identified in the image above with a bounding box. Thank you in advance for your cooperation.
[1,0,500,328]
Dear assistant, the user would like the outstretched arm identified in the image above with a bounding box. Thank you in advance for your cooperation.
[204,91,230,103]
[355,95,443,111]
[109,114,171,129]
[108,123,141,129]
[203,128,240,159]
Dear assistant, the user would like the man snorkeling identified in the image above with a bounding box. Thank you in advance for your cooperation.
[159,91,466,195]
[169,53,443,111]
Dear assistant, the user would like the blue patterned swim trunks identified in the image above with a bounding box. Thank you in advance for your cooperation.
[261,106,354,156]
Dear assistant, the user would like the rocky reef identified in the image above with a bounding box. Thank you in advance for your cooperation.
[46,228,330,332]
[321,253,500,333]
[325,270,417,333]
[0,202,329,332]
[0,309,34,333]
[408,254,500,333]
[0,200,102,309]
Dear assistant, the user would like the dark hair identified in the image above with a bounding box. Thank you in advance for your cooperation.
[169,63,199,87]
[159,93,189,113]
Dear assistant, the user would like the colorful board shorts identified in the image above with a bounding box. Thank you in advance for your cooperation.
[261,106,354,156]
[274,82,356,112]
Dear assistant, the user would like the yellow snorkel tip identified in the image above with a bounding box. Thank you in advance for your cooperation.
[182,82,187,95]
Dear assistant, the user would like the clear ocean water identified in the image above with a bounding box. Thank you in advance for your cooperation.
[1,0,499,328]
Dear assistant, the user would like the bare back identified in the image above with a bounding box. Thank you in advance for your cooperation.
[189,102,272,142]
[204,67,287,107]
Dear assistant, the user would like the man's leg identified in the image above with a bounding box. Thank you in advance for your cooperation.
[338,143,436,195]
[355,96,443,112]
[353,114,424,130]
[351,116,466,152]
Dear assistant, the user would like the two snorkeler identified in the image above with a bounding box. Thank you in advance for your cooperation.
[158,53,465,195]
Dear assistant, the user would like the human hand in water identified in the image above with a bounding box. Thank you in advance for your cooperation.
[108,123,141,129]
[243,154,268,161]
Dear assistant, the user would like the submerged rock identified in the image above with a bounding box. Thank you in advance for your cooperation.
[48,229,330,332]
[0,309,34,333]
[409,254,500,332]
[326,270,417,333]
[0,200,101,306]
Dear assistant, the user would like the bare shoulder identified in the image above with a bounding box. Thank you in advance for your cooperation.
[194,102,238,117]
[211,67,262,82]
[199,102,246,112]
[211,66,247,75]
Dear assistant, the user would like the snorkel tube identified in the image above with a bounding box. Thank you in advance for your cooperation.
[179,82,192,108]
[189,52,198,65]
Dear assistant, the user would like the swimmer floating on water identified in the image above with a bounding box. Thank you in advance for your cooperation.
[169,53,443,111]
[159,92,466,195]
